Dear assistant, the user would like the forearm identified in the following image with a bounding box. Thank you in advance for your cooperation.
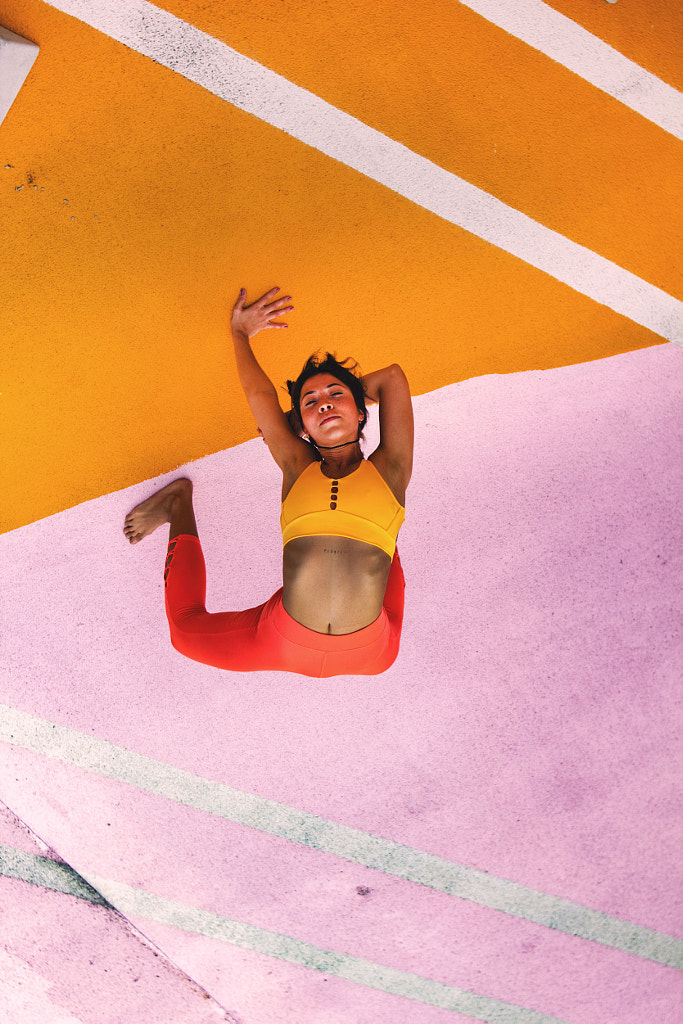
[229,286,292,401]
[231,328,278,400]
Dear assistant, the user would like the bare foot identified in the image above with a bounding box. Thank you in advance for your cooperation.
[123,479,191,545]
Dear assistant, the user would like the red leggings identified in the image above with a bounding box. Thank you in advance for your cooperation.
[164,535,405,677]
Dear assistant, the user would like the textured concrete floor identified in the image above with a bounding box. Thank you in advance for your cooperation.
[2,346,682,1022]
[1,1,681,1021]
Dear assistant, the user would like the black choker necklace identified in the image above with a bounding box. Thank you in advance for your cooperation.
[314,439,360,451]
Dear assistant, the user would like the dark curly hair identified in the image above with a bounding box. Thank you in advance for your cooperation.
[286,353,368,442]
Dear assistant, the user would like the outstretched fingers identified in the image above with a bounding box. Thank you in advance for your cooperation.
[231,286,294,336]
[265,301,293,328]
[258,288,294,328]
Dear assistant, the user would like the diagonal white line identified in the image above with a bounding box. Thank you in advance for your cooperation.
[0,843,111,904]
[0,845,572,1022]
[92,875,574,1023]
[0,26,40,125]
[1,705,681,969]
[40,0,682,343]
[458,0,683,140]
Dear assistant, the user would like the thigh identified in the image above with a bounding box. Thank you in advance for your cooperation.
[167,590,325,674]
[162,536,321,673]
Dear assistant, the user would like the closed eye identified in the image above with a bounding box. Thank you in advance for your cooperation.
[305,391,344,406]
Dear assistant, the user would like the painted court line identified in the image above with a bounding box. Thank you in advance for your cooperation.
[1,705,681,969]
[0,843,110,905]
[458,0,683,140]
[44,0,683,343]
[0,845,569,1023]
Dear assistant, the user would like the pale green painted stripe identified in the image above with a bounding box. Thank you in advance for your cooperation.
[0,843,569,1022]
[0,844,110,905]
[1,705,681,969]
[90,873,570,1023]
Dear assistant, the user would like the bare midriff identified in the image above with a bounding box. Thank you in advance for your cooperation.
[282,536,392,635]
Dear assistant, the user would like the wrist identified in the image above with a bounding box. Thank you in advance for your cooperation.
[231,326,252,344]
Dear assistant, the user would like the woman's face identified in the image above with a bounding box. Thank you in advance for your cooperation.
[299,373,363,446]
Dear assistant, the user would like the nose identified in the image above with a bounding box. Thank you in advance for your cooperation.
[319,400,333,413]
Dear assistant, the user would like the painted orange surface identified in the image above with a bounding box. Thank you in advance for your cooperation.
[0,0,670,532]
[148,0,682,297]
[545,0,683,92]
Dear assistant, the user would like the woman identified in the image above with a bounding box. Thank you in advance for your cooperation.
[124,287,414,676]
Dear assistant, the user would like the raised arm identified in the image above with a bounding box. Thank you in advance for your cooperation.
[230,288,312,474]
[365,364,414,502]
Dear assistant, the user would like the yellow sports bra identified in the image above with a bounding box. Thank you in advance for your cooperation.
[281,459,405,557]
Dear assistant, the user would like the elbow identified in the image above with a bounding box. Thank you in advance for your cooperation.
[246,384,278,399]
[388,362,407,381]
[387,363,410,390]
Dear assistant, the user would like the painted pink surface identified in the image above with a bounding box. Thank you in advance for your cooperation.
[0,744,677,1024]
[1,344,681,1021]
[0,807,223,1024]
[127,920,494,1024]
[0,800,56,858]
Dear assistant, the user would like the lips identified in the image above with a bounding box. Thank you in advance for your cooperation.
[319,414,340,426]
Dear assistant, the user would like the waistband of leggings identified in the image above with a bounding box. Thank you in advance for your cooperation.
[268,592,390,652]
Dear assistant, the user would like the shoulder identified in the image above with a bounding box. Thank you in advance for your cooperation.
[366,452,408,508]
[252,399,318,484]
[281,452,319,502]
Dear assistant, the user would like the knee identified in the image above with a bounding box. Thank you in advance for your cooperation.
[171,478,193,510]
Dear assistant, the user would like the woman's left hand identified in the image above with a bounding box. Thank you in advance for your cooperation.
[231,287,293,339]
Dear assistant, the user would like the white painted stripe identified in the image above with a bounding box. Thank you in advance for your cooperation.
[43,0,682,343]
[0,843,570,1021]
[459,0,683,140]
[0,27,40,126]
[94,876,575,1023]
[2,705,681,969]
[0,844,110,904]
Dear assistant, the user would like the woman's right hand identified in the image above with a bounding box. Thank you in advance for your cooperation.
[231,287,293,339]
